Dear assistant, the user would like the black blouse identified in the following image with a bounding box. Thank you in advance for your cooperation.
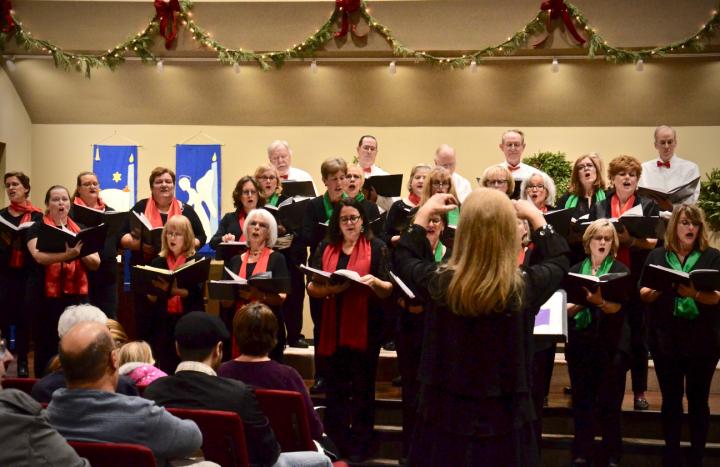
[639,246,720,358]
[69,204,120,285]
[394,224,569,436]
[210,210,246,249]
[0,208,42,275]
[148,253,205,313]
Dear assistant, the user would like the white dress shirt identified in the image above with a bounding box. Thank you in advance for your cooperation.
[499,161,548,183]
[638,154,700,205]
[452,172,473,203]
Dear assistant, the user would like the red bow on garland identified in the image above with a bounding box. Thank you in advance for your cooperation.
[534,0,585,48]
[154,0,181,49]
[334,0,363,39]
[1,0,15,33]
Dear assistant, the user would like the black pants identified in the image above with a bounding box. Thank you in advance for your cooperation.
[324,345,381,457]
[0,269,30,365]
[628,303,648,394]
[281,246,306,344]
[531,342,556,454]
[396,312,423,458]
[32,295,84,377]
[652,352,719,467]
[88,279,118,320]
[566,341,628,462]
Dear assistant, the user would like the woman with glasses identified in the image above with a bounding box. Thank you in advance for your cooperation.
[639,205,720,467]
[384,164,431,247]
[565,219,630,467]
[70,171,121,319]
[145,216,205,372]
[222,209,289,362]
[393,190,568,467]
[254,164,285,209]
[480,165,515,198]
[210,175,265,249]
[120,167,206,344]
[421,167,460,226]
[344,164,381,222]
[590,155,659,413]
[1,172,42,377]
[520,172,556,213]
[306,197,393,461]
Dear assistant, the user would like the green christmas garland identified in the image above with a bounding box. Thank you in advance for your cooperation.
[1,0,719,77]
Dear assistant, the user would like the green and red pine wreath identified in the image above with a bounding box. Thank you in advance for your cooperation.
[0,0,719,77]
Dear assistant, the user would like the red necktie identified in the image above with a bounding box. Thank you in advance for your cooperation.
[508,165,520,172]
[657,160,671,168]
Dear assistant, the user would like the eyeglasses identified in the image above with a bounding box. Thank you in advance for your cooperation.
[526,184,545,191]
[577,163,595,171]
[503,142,523,149]
[591,235,612,242]
[257,176,277,182]
[249,220,269,229]
[428,218,443,225]
[340,215,361,224]
[241,190,257,196]
[679,220,700,227]
[81,181,99,187]
[431,181,451,188]
[166,231,184,238]
[487,179,508,186]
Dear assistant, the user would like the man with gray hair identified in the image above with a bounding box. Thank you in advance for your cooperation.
[48,321,204,467]
[267,140,315,183]
[638,125,700,209]
[434,144,472,203]
[31,304,139,402]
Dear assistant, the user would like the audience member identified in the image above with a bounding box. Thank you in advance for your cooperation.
[118,341,168,387]
[145,311,333,467]
[47,321,203,467]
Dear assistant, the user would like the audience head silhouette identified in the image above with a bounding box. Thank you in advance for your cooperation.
[59,321,118,390]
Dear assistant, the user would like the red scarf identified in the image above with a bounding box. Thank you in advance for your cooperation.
[408,192,421,206]
[144,197,182,228]
[8,200,41,268]
[237,211,247,242]
[73,196,106,211]
[318,236,372,356]
[42,215,88,297]
[611,194,636,267]
[165,253,186,314]
[231,246,272,358]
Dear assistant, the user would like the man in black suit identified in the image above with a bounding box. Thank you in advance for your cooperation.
[144,312,331,467]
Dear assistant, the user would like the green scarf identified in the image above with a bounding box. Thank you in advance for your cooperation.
[666,250,702,320]
[574,255,614,330]
[434,241,445,263]
[564,189,606,209]
[267,193,279,207]
[447,207,460,226]
[322,192,347,221]
[354,193,365,202]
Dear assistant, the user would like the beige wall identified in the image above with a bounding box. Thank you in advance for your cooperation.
[31,124,718,209]
[0,68,33,204]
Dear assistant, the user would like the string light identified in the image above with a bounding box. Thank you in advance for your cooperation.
[551,57,559,72]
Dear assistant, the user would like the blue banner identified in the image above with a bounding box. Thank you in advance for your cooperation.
[175,144,221,254]
[92,144,138,211]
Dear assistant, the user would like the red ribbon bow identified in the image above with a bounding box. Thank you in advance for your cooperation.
[535,0,585,47]
[154,0,181,49]
[334,0,362,38]
[508,165,521,172]
[657,160,671,168]
[1,0,15,33]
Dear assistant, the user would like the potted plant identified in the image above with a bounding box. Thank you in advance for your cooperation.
[698,168,720,247]
[523,151,573,197]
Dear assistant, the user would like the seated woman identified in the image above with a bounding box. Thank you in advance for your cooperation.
[639,204,720,467]
[221,208,289,362]
[393,190,569,467]
[520,171,556,212]
[146,216,205,373]
[565,219,630,467]
[218,302,324,441]
[480,165,515,198]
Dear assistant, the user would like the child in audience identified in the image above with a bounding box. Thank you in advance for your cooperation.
[118,341,167,386]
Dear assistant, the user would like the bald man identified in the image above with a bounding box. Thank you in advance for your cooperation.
[434,144,472,203]
[47,322,202,467]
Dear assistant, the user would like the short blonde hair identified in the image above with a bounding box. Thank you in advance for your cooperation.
[254,164,283,197]
[118,341,155,366]
[582,219,619,258]
[159,216,197,258]
[480,165,515,197]
[407,164,432,192]
[665,204,709,255]
[420,167,459,205]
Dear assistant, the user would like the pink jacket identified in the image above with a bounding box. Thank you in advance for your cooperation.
[118,362,167,386]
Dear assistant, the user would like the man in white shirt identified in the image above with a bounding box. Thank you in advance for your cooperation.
[434,144,472,203]
[267,140,315,185]
[498,129,547,182]
[638,125,700,209]
[356,135,396,211]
